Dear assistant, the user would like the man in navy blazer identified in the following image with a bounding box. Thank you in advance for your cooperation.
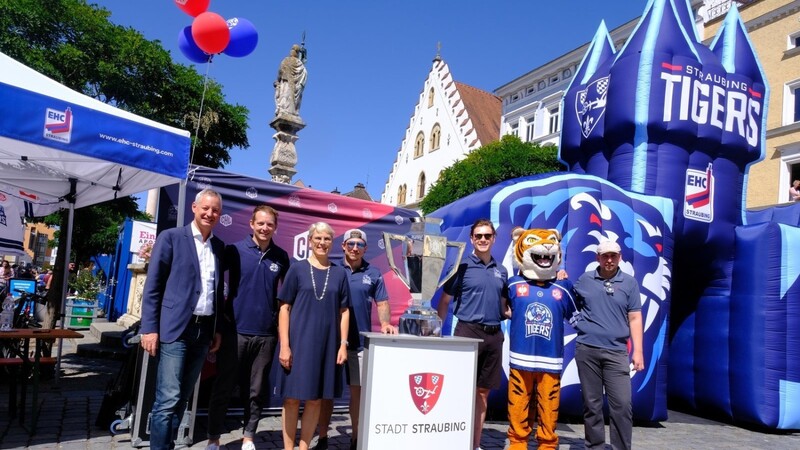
[141,188,226,450]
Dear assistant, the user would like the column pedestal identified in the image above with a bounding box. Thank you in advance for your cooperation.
[116,263,148,328]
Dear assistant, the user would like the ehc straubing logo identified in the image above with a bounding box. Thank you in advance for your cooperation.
[684,163,714,223]
[44,107,73,143]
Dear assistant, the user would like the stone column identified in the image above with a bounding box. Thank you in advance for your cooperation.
[116,263,148,328]
[269,114,305,183]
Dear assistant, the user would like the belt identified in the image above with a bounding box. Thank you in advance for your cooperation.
[190,314,214,325]
[461,321,501,334]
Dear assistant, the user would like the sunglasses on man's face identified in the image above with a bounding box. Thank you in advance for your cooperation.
[473,233,494,240]
[345,241,366,249]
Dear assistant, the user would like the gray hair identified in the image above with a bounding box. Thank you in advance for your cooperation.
[307,221,334,239]
[195,188,223,207]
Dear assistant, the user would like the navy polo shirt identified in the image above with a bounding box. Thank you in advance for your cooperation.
[225,237,290,336]
[443,253,508,326]
[345,260,389,351]
[573,268,641,351]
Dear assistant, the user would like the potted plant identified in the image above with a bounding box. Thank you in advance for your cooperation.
[67,269,102,328]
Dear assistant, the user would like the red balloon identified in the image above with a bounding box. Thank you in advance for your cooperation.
[191,12,230,54]
[174,0,210,17]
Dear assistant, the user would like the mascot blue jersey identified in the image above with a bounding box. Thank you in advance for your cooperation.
[508,276,577,374]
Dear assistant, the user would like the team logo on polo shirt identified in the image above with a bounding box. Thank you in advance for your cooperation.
[525,302,553,339]
[409,372,443,415]
[493,268,503,278]
[362,274,372,285]
[270,263,280,272]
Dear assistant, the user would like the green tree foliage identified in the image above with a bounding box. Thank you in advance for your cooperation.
[0,0,250,329]
[44,199,149,264]
[419,135,565,214]
[0,0,249,168]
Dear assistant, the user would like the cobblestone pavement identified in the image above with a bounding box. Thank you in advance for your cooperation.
[2,343,799,449]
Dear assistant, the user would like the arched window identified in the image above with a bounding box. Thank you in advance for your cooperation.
[417,172,426,199]
[397,184,407,206]
[414,132,425,158]
[429,123,441,150]
[428,87,435,108]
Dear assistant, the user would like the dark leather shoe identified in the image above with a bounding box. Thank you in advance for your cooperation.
[311,436,328,450]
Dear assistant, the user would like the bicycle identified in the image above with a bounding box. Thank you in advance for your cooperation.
[1,288,48,359]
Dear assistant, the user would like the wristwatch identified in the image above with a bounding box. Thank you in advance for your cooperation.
[340,340,349,346]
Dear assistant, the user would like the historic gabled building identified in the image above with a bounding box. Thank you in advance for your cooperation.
[381,56,501,209]
[699,0,800,206]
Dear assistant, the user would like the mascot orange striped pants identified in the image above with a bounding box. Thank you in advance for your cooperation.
[507,368,561,450]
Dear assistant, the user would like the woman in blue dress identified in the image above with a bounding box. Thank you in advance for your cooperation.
[278,222,350,450]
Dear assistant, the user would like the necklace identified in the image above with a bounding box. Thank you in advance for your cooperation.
[309,261,331,301]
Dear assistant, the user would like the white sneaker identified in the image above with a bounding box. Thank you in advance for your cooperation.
[205,443,220,450]
[242,441,256,450]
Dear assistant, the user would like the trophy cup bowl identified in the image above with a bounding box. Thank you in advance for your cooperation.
[383,216,465,337]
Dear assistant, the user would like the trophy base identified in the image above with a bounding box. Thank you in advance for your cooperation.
[399,306,442,337]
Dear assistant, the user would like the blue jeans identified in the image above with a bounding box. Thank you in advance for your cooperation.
[149,322,212,450]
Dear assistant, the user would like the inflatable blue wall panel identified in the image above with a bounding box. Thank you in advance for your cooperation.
[726,223,800,429]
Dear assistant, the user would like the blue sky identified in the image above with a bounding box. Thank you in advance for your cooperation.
[91,0,647,200]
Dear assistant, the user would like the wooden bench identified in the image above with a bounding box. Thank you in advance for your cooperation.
[2,356,57,420]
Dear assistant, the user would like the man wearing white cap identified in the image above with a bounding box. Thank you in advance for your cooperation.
[314,228,396,450]
[573,240,643,450]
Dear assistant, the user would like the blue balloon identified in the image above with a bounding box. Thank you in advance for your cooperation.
[223,17,258,58]
[178,25,211,64]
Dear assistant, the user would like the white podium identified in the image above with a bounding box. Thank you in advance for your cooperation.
[358,332,480,450]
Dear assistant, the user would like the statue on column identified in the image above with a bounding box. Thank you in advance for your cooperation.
[269,41,307,184]
[274,44,307,117]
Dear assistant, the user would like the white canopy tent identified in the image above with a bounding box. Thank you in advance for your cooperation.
[0,50,191,374]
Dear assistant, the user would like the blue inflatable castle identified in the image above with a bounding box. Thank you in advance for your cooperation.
[434,0,799,429]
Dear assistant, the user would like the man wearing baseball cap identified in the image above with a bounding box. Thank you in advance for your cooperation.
[572,239,643,450]
[314,228,396,450]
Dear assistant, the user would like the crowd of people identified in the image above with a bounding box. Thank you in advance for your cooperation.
[0,259,52,294]
[0,259,54,297]
[139,188,644,450]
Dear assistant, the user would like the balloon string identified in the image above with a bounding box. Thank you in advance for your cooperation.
[189,55,213,168]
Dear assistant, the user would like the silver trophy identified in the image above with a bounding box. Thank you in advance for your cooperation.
[383,217,465,336]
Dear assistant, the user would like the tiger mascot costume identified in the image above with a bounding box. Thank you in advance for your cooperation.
[506,228,578,450]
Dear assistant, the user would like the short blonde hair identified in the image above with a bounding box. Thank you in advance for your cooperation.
[307,221,334,239]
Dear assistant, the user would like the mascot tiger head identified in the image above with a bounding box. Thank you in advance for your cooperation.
[512,227,562,281]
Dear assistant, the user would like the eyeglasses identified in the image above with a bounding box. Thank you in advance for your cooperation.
[345,241,366,249]
[603,280,615,295]
[473,233,494,240]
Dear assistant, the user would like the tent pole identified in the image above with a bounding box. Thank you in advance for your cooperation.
[55,179,77,382]
[177,178,187,227]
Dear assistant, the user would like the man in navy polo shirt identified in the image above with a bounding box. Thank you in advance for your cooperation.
[314,228,397,450]
[205,205,290,450]
[573,239,643,450]
[437,218,508,450]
